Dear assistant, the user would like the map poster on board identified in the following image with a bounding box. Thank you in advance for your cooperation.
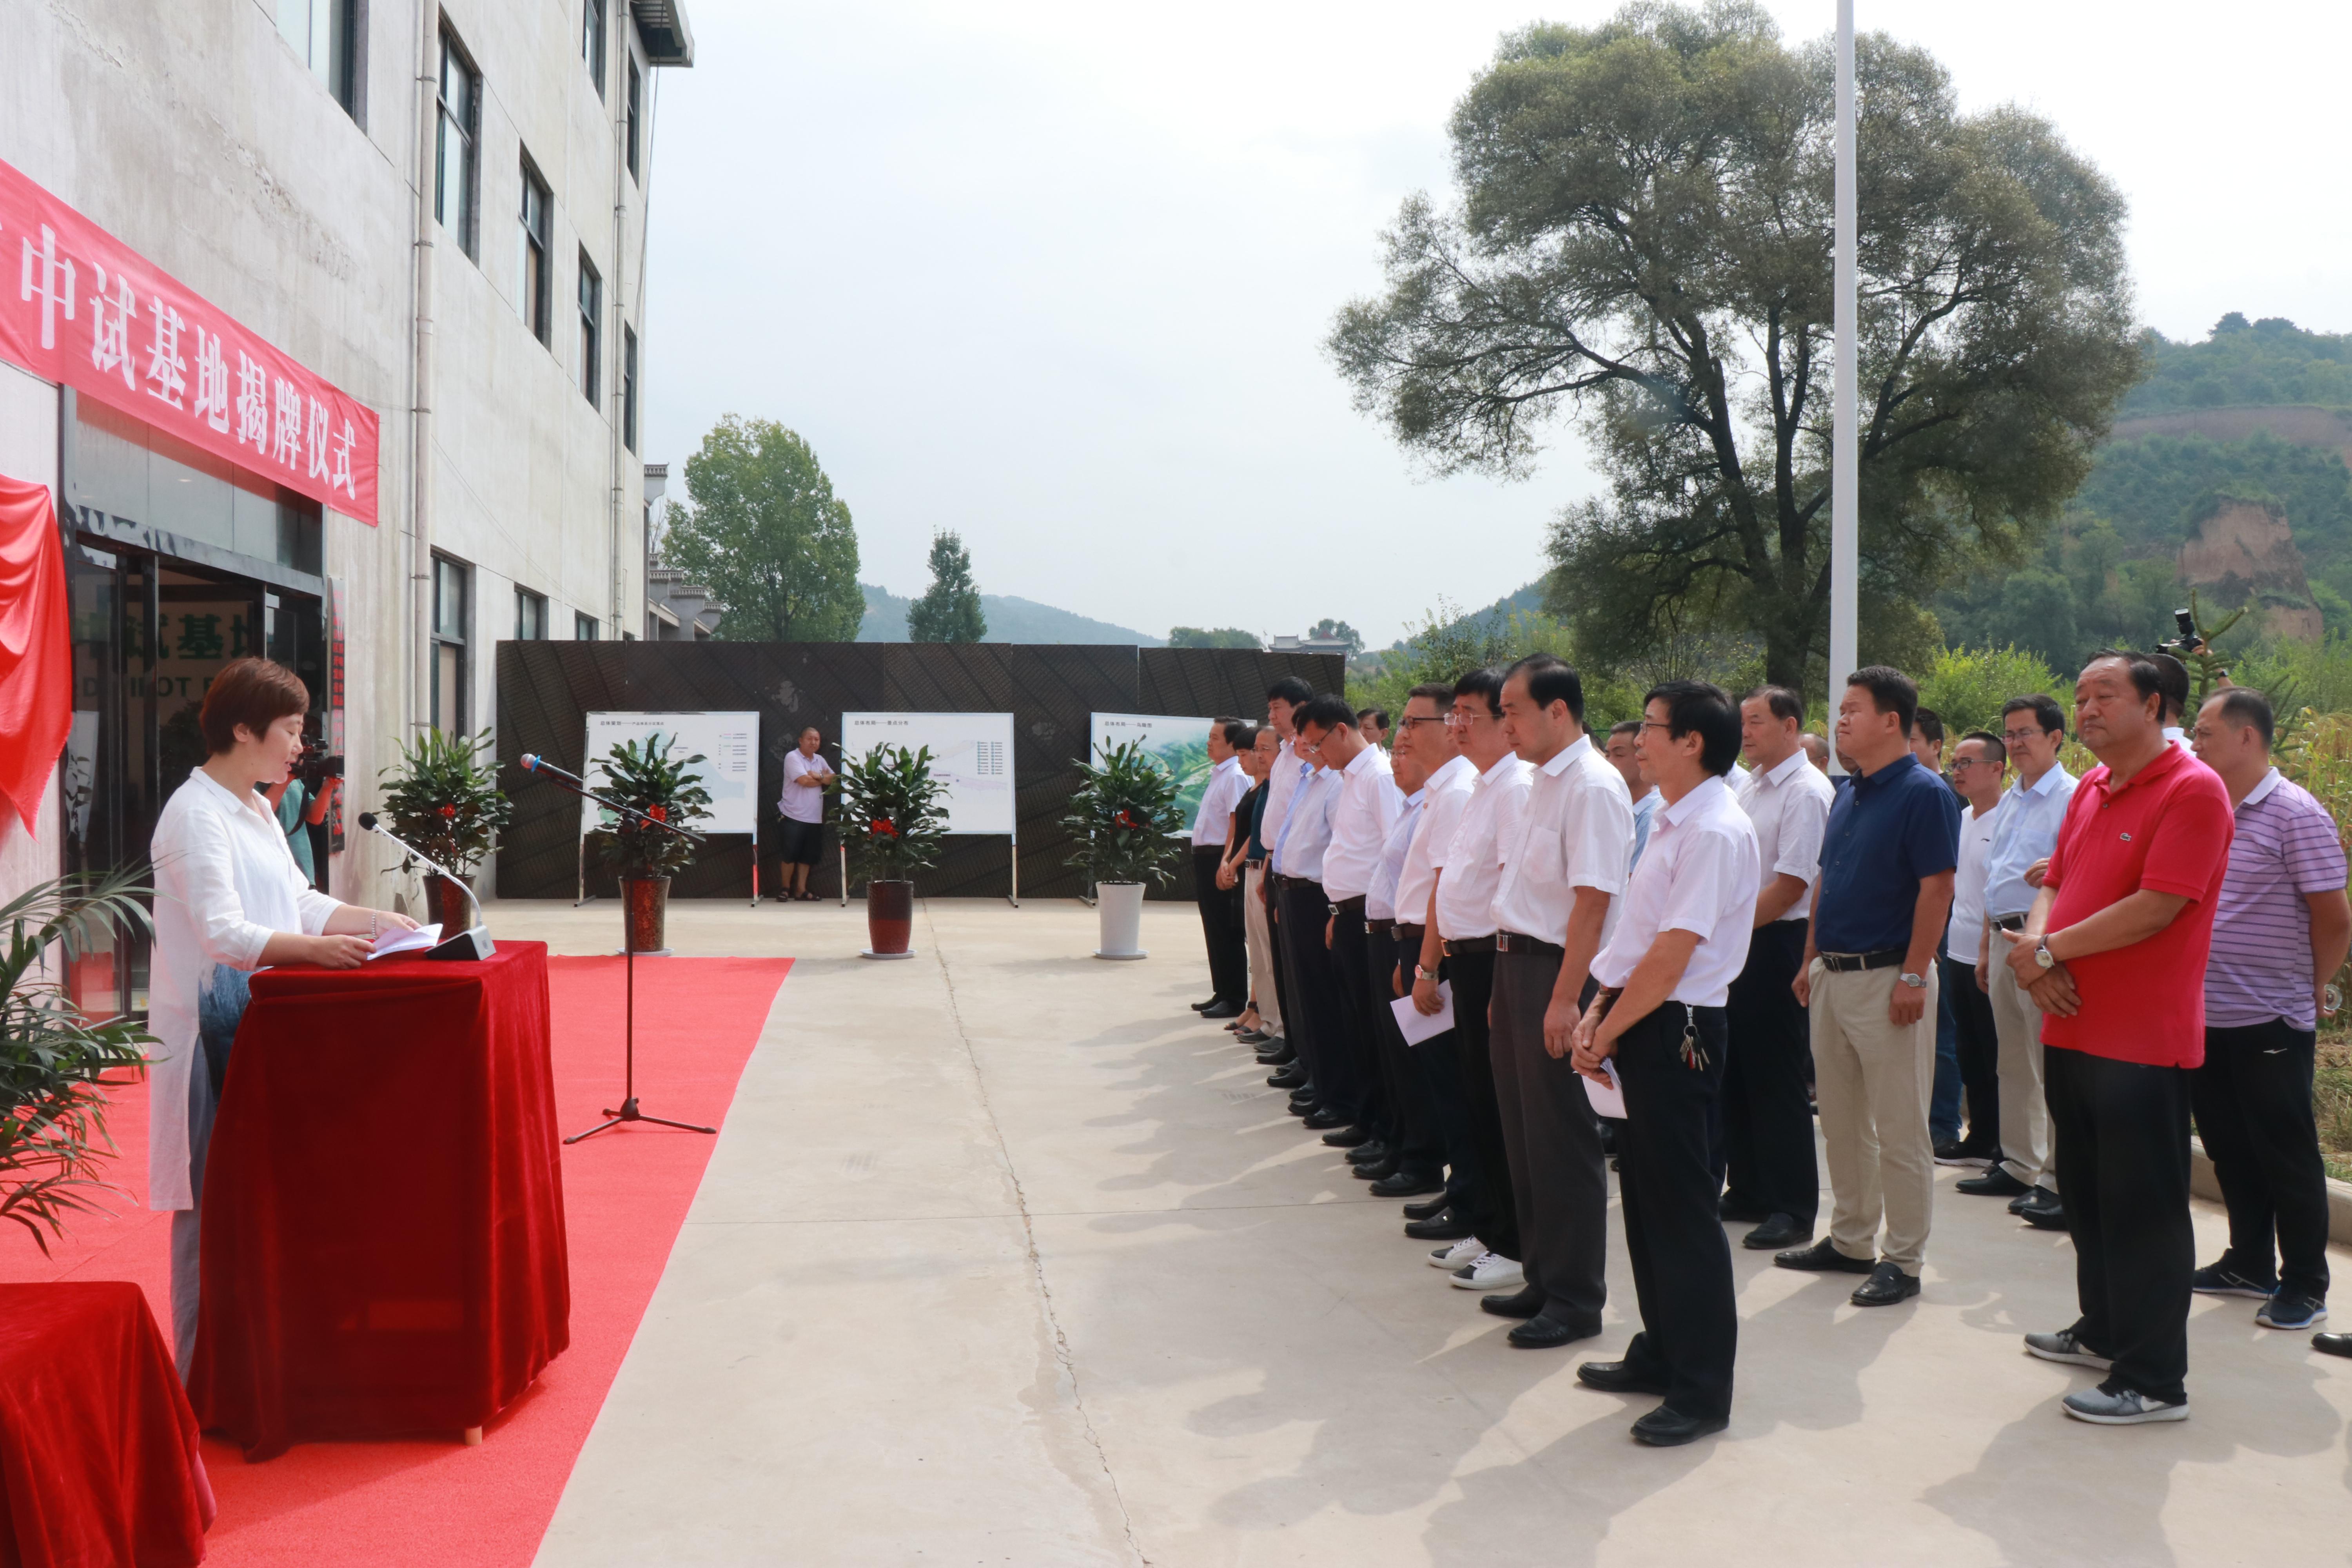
[838,712,1017,837]
[1088,713,1215,837]
[579,711,760,838]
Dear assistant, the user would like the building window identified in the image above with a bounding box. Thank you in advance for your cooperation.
[276,0,360,118]
[582,0,606,99]
[626,60,642,180]
[621,326,638,453]
[515,588,547,641]
[517,157,551,343]
[575,612,600,641]
[577,252,602,407]
[431,556,470,735]
[435,30,480,260]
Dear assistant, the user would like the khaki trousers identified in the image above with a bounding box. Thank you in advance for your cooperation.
[1243,865,1281,1037]
[1986,955,2053,1191]
[1809,963,1938,1271]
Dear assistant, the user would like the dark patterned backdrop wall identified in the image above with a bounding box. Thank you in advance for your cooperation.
[494,641,1343,901]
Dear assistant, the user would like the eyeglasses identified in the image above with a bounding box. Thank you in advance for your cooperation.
[1443,711,1492,729]
[1399,715,1447,729]
[2001,729,2049,746]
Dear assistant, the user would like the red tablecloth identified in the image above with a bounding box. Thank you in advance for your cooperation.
[190,941,569,1459]
[0,1282,214,1568]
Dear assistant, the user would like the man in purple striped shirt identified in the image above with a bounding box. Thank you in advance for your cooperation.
[2188,687,2351,1334]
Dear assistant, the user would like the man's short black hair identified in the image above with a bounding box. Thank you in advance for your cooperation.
[1453,666,1506,719]
[1911,706,1944,747]
[1216,717,1252,750]
[2085,648,2167,707]
[2205,685,2276,748]
[1355,707,1390,733]
[1296,694,1356,735]
[1266,675,1313,707]
[1407,682,1454,708]
[1505,653,1585,724]
[1846,665,1919,735]
[1233,724,1261,751]
[1644,681,1741,777]
[2150,652,2191,722]
[1609,719,1642,740]
[1742,685,1804,726]
[1959,729,2007,766]
[2000,693,2066,737]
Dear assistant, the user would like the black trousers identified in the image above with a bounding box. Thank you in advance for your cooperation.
[1941,955,2001,1154]
[1192,846,1247,1006]
[2192,1018,2332,1299]
[1325,900,1386,1131]
[1264,875,1292,1042]
[1491,952,1608,1326]
[1394,931,1473,1195]
[1615,999,1737,1421]
[1721,920,1817,1223]
[1278,881,1355,1119]
[1449,949,1520,1261]
[2046,1044,2194,1405]
[1367,929,1443,1173]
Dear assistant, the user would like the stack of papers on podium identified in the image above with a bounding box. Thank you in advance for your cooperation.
[368,923,442,961]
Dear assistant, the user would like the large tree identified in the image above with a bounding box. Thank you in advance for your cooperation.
[1329,3,2140,688]
[906,530,987,643]
[664,415,864,642]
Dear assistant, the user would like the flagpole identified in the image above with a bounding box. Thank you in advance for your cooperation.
[1828,0,1858,768]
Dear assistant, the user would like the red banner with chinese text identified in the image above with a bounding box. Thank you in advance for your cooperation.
[0,156,380,525]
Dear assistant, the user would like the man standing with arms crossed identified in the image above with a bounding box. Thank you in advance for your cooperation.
[1487,654,1635,1348]
[2010,651,2234,1424]
[1778,667,1959,1308]
[1570,681,1758,1446]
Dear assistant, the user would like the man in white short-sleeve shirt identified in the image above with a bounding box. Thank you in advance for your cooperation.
[1189,719,1252,1016]
[1573,681,1760,1447]
[1308,699,1405,1145]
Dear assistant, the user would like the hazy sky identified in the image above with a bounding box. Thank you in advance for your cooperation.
[641,1,2352,646]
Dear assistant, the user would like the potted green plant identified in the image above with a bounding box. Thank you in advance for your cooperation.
[588,733,713,954]
[3,871,155,1254]
[834,744,947,957]
[1063,739,1184,959]
[379,728,512,930]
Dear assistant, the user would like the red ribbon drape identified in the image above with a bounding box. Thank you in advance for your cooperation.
[0,472,69,836]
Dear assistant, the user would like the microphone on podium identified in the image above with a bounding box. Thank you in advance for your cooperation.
[355,812,494,960]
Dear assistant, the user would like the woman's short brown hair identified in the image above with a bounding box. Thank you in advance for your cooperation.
[199,657,310,755]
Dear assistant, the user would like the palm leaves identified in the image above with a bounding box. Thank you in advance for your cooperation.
[1063,740,1185,887]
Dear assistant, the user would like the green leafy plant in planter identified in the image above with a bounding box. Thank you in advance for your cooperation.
[588,734,714,954]
[835,745,947,885]
[1063,740,1186,888]
[380,728,512,926]
[2,870,156,1254]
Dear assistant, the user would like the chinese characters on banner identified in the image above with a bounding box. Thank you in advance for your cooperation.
[0,156,379,525]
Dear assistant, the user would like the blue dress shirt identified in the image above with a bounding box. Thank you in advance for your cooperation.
[1814,753,1962,955]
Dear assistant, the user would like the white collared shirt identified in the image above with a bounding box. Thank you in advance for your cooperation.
[1321,745,1403,900]
[1190,753,1247,846]
[1946,797,2002,962]
[1435,751,1534,939]
[1277,766,1341,883]
[1366,787,1425,921]
[1491,734,1634,946]
[1733,747,1836,922]
[147,767,342,1211]
[1259,742,1310,870]
[1591,772,1761,1007]
[1394,753,1475,926]
[1983,761,2076,919]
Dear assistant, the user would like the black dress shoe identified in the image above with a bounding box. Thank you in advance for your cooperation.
[1237,1029,1273,1046]
[1718,1196,1771,1223]
[1775,1238,1876,1274]
[1632,1406,1728,1446]
[1851,1261,1922,1306]
[1267,1065,1308,1090]
[1200,1002,1244,1020]
[2313,1332,2352,1359]
[1577,1357,1671,1396]
[1370,1168,1444,1198]
[1742,1214,1810,1250]
[1508,1313,1602,1350]
[2016,1191,2069,1231]
[1342,1138,1390,1163]
[1302,1106,1349,1130]
[1256,1042,1294,1065]
[1479,1283,1544,1319]
[1401,1194,1452,1221]
[1321,1124,1372,1149]
[1352,1156,1399,1181]
[1956,1166,2031,1198]
[1190,998,1218,1011]
[1404,1211,1474,1241]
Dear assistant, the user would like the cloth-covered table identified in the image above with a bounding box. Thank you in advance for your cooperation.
[0,1282,214,1567]
[190,941,568,1459]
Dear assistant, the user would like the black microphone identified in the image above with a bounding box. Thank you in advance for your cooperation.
[358,810,377,831]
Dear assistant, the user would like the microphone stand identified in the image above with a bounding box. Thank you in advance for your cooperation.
[513,758,718,1144]
[355,814,495,960]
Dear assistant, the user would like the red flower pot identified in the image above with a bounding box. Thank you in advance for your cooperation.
[622,875,670,954]
[866,879,914,955]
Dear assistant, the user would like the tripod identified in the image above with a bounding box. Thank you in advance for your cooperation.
[515,753,718,1144]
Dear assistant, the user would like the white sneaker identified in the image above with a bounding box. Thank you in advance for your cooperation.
[1449,1251,1526,1291]
[1428,1238,1483,1270]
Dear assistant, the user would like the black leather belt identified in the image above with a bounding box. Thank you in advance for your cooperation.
[1496,930,1564,958]
[1368,917,1394,937]
[1330,895,1367,916]
[1395,922,1425,945]
[1819,948,1906,974]
[1991,913,2027,932]
[1443,935,1497,956]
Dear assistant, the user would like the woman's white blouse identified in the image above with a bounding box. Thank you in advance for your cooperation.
[146,767,341,1210]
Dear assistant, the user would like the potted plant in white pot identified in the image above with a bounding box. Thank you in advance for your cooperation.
[378,728,511,929]
[588,733,713,955]
[1064,739,1184,959]
[834,744,947,958]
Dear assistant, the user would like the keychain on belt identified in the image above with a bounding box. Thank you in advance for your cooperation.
[1677,1002,1708,1071]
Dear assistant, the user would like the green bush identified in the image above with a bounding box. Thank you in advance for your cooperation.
[835,744,947,884]
[379,728,512,875]
[1915,646,2069,739]
[1063,740,1185,887]
[589,734,713,880]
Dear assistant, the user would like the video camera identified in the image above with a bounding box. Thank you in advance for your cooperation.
[2158,607,2206,659]
[295,740,345,793]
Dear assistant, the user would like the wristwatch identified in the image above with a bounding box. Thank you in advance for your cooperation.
[1415,964,1436,982]
[2034,940,2056,971]
[1898,972,1927,990]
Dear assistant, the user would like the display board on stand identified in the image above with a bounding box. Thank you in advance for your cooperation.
[838,711,1018,904]
[1088,712,1215,837]
[577,711,761,903]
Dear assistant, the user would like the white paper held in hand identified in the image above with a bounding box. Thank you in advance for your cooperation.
[1583,1058,1626,1120]
[367,923,442,961]
[1389,981,1454,1047]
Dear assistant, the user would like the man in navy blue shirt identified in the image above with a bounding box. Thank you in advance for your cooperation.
[1777,666,1961,1307]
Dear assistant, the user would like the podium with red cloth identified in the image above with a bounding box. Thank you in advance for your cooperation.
[191,941,570,1460]
[0,1282,215,1568]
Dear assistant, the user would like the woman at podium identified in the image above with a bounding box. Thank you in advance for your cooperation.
[147,656,419,1378]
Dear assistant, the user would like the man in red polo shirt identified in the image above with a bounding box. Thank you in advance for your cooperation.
[1999,649,2234,1425]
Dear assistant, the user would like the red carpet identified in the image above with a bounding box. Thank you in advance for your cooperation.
[0,953,791,1567]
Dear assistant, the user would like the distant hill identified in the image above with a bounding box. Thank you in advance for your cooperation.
[1380,579,1550,652]
[857,582,1164,646]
